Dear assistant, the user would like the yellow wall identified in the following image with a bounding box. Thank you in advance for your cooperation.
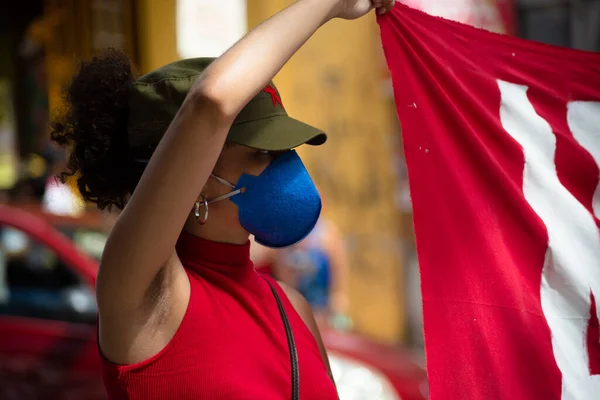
[135,0,179,74]
[248,1,405,342]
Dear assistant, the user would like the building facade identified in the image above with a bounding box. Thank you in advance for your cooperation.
[4,0,597,345]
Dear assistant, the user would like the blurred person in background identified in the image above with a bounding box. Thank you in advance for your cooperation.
[50,1,395,399]
[253,211,352,331]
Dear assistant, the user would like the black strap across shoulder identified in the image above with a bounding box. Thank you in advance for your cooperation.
[266,279,300,400]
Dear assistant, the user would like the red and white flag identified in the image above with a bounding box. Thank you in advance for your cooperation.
[379,4,600,400]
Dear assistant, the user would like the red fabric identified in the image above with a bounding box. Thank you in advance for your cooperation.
[379,4,600,400]
[101,232,337,399]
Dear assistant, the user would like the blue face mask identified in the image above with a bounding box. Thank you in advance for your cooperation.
[208,150,322,248]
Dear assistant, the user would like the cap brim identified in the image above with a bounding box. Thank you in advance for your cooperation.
[226,115,327,151]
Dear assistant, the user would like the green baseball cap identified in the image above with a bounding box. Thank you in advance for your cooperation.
[127,57,326,155]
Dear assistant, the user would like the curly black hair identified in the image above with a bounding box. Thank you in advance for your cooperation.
[51,48,141,210]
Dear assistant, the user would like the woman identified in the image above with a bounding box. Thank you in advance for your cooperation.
[51,0,395,398]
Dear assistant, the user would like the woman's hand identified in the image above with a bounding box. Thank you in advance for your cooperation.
[334,0,395,20]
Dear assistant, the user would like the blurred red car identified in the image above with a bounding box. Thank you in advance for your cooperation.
[0,204,428,400]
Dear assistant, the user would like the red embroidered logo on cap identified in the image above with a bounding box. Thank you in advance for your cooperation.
[263,84,284,108]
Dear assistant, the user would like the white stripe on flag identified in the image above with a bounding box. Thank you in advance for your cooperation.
[498,80,600,400]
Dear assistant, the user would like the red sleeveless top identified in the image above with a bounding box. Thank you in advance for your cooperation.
[100,231,338,399]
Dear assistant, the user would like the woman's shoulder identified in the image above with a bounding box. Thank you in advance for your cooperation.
[275,280,313,321]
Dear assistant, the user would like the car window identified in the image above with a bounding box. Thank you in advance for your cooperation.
[0,225,97,324]
[57,227,108,261]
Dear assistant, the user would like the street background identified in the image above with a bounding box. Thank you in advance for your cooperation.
[0,1,598,398]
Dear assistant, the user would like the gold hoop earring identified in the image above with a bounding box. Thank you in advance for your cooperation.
[194,195,209,225]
